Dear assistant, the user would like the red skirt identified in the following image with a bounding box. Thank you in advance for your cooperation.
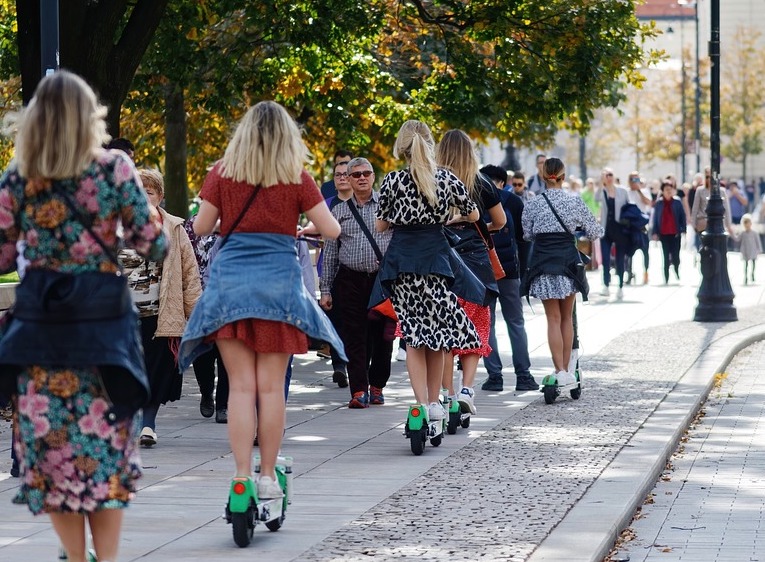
[453,299,492,357]
[206,318,308,355]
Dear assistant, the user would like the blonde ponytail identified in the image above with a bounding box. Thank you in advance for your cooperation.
[393,120,438,207]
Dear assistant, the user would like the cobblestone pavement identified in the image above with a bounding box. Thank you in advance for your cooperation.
[2,246,765,562]
[606,339,765,562]
[299,305,765,562]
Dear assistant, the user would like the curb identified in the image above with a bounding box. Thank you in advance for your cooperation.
[527,324,765,562]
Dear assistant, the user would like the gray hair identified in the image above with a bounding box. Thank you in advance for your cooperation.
[346,157,373,172]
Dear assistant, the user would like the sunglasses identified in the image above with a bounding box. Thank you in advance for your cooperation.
[349,170,374,179]
[629,177,640,183]
[605,173,614,177]
[511,182,524,187]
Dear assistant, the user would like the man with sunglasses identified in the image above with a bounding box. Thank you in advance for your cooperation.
[509,171,534,203]
[319,158,393,409]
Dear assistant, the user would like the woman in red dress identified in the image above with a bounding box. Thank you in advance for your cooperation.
[190,102,340,499]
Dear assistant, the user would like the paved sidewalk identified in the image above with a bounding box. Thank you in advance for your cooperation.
[605,339,765,562]
[1,245,765,561]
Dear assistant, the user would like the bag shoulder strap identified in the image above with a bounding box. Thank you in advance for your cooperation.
[346,199,383,261]
[54,183,122,269]
[217,185,263,251]
[541,192,574,239]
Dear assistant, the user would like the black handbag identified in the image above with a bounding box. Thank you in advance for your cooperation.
[541,193,590,299]
[0,186,150,418]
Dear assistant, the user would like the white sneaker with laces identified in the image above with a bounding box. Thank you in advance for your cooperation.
[427,401,445,421]
[396,347,407,361]
[616,287,624,301]
[257,475,284,499]
[556,371,576,386]
[457,387,477,415]
[600,286,610,297]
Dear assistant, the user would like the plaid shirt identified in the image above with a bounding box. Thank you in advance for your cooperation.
[319,192,391,295]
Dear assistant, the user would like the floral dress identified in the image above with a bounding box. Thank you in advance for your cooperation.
[0,150,167,515]
[377,168,481,351]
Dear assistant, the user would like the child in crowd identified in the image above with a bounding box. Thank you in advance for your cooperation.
[738,213,762,284]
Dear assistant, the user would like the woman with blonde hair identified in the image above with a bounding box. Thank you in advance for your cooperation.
[0,70,167,562]
[373,120,483,422]
[179,101,343,502]
[435,129,505,416]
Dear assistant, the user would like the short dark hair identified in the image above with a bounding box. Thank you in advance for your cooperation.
[479,164,507,186]
[512,171,525,181]
[105,137,135,153]
[334,149,353,161]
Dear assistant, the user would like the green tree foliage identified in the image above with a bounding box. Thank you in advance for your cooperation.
[1,0,658,210]
[721,26,765,182]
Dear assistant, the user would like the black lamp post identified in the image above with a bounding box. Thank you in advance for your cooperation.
[40,0,59,76]
[694,0,736,322]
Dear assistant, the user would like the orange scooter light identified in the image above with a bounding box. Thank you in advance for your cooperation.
[233,481,247,495]
[410,407,421,418]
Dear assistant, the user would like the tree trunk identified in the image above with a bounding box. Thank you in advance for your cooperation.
[164,82,188,218]
[16,0,169,134]
[16,0,41,105]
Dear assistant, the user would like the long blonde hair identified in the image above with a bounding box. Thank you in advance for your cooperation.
[393,120,437,206]
[7,70,109,179]
[220,101,308,186]
[435,129,478,198]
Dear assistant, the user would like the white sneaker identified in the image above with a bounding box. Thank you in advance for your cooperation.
[600,286,610,297]
[139,427,157,447]
[427,402,445,421]
[556,371,576,386]
[457,387,477,415]
[616,287,624,301]
[257,475,284,499]
[396,347,407,361]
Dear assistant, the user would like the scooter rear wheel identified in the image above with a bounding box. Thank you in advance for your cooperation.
[410,427,427,455]
[232,507,255,547]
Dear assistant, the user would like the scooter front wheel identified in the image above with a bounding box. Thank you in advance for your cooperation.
[543,385,558,405]
[265,513,285,532]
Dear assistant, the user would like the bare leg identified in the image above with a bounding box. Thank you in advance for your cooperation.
[254,352,289,480]
[88,509,124,562]
[217,338,258,477]
[441,353,455,395]
[425,348,446,403]
[406,345,428,404]
[459,353,480,388]
[542,299,566,372]
[558,295,577,371]
[49,513,86,562]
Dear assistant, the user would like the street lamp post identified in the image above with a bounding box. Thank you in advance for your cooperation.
[694,0,736,322]
[40,0,59,76]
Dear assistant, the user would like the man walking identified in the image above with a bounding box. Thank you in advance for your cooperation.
[478,165,537,392]
[320,158,394,408]
[526,153,547,196]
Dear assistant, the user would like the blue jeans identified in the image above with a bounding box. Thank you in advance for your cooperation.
[482,277,531,378]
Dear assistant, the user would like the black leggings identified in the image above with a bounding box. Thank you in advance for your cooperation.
[660,234,682,282]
